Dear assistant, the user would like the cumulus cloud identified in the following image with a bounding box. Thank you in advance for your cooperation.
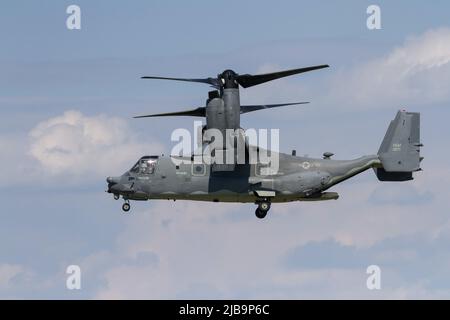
[329,28,450,108]
[28,110,164,177]
[2,28,450,299]
[243,28,450,111]
[286,239,450,298]
[89,176,445,299]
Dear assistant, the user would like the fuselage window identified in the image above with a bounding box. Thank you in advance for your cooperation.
[191,163,206,176]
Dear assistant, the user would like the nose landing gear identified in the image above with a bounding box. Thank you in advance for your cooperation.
[122,200,131,213]
[112,193,131,213]
[255,200,271,219]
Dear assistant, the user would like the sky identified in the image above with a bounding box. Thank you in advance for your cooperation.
[1,0,450,299]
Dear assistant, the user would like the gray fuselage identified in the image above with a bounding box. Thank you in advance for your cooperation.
[107,152,381,204]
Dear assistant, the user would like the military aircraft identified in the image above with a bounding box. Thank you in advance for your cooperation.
[106,66,422,219]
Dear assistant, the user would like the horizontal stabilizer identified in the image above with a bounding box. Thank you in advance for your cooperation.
[375,168,413,181]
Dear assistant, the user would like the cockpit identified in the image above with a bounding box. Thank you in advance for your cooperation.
[130,156,159,175]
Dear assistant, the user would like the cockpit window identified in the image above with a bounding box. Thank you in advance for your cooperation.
[139,159,157,174]
[130,161,140,173]
[130,156,159,175]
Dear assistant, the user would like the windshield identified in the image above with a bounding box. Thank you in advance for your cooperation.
[130,161,140,173]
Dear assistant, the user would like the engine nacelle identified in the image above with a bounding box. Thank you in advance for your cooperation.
[206,97,225,131]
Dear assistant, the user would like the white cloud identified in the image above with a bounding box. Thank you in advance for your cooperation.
[329,28,450,108]
[28,110,164,177]
[242,28,450,111]
[2,28,450,299]
[90,173,447,299]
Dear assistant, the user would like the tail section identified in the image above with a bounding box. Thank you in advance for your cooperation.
[375,110,422,181]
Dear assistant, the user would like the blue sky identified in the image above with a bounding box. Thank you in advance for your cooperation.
[1,1,450,299]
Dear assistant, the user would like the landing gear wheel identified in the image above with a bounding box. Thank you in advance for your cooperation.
[255,208,267,219]
[255,199,271,219]
[114,194,120,200]
[122,202,130,212]
[258,202,271,212]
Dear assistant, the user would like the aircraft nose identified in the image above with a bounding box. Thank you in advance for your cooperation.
[106,176,121,193]
[107,176,119,185]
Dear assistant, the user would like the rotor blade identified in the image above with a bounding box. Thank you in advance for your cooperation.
[236,65,329,88]
[134,107,206,118]
[141,76,219,88]
[240,102,309,114]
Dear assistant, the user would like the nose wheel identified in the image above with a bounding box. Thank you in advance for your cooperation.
[122,201,131,213]
[255,200,271,219]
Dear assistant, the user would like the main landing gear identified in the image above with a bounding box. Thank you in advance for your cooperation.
[255,199,271,219]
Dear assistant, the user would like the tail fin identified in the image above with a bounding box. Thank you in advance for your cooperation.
[375,110,422,181]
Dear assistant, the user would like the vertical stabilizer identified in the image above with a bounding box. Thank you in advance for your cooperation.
[375,110,422,181]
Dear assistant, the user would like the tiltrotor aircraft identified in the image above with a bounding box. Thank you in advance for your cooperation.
[106,65,422,219]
